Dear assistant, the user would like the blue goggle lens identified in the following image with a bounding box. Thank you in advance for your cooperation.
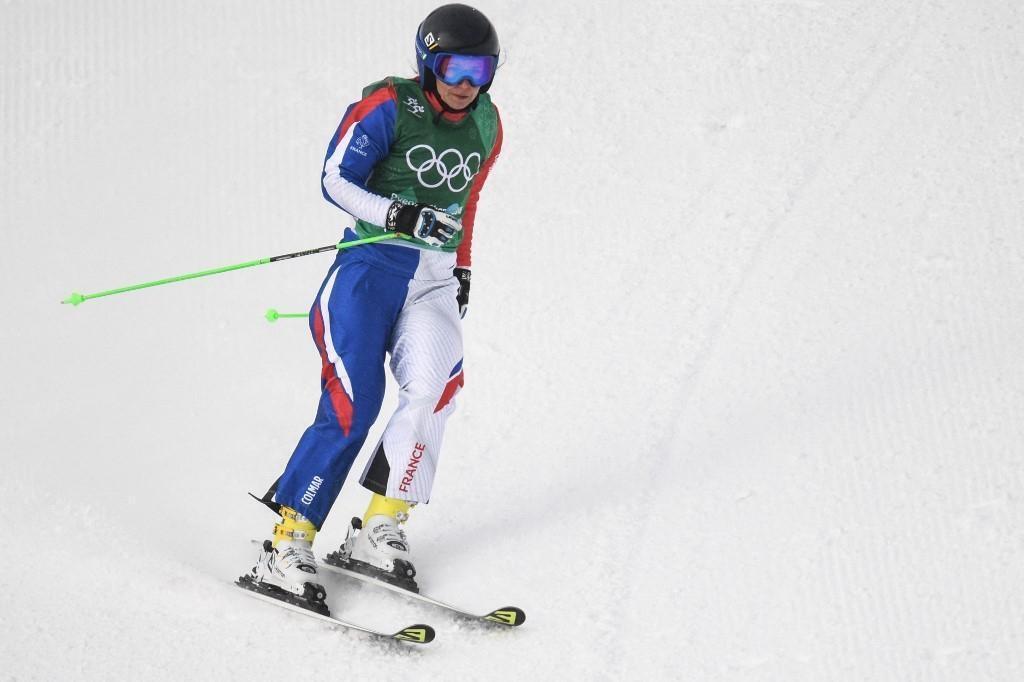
[434,54,497,87]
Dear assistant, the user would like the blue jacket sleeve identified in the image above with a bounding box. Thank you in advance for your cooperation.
[321,84,398,215]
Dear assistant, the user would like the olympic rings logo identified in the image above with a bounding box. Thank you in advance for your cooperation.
[406,144,481,192]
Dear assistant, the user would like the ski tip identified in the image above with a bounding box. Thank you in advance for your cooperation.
[483,607,526,627]
[392,624,436,644]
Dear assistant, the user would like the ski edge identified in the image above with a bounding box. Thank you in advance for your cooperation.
[319,560,526,627]
[233,579,436,644]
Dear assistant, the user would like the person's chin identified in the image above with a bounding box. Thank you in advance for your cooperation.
[448,94,473,109]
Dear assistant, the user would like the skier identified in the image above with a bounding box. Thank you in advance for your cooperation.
[242,3,503,609]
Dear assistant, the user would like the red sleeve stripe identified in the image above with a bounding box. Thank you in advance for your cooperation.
[457,109,503,268]
[335,84,398,145]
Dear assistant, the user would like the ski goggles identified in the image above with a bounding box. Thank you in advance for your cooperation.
[431,53,497,87]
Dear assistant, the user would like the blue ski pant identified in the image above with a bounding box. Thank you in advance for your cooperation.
[273,238,464,529]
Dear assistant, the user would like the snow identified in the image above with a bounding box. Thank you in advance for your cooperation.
[3,0,1024,679]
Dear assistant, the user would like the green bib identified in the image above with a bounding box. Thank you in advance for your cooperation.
[353,77,500,253]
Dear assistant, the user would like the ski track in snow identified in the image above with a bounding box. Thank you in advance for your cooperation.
[608,3,933,676]
[3,1,1024,680]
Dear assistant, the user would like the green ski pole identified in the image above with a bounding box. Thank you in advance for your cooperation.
[62,233,401,306]
[264,309,308,323]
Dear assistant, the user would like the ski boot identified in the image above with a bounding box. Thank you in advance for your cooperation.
[324,495,418,592]
[236,506,330,615]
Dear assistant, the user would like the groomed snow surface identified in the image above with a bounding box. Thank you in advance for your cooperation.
[3,1,1023,680]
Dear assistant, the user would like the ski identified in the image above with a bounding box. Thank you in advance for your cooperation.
[319,556,526,627]
[234,576,435,644]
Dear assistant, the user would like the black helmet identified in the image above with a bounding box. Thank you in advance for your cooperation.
[416,4,500,93]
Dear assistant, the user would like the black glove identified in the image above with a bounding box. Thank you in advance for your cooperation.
[386,202,462,247]
[454,267,471,319]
